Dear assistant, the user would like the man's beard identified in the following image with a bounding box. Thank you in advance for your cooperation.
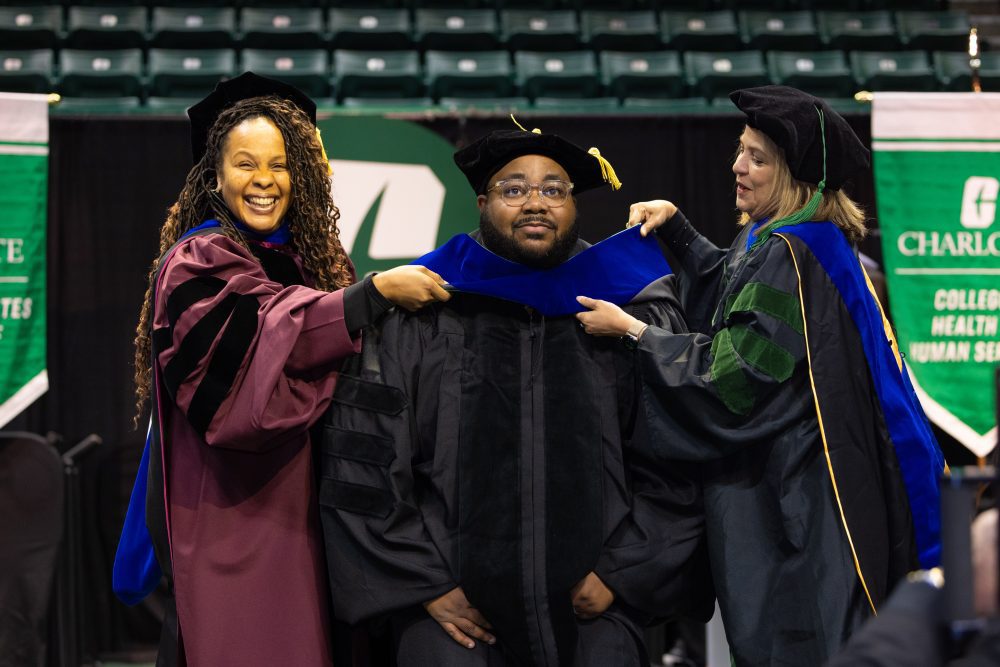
[478,210,579,269]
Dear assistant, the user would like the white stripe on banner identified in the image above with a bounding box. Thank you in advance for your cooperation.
[0,370,47,429]
[0,144,48,156]
[872,92,1000,140]
[0,92,48,145]
[895,268,1000,275]
[873,141,1000,152]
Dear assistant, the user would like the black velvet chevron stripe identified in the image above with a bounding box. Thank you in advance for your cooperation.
[320,478,394,519]
[322,426,394,466]
[165,276,227,329]
[162,292,240,400]
[151,327,172,357]
[186,294,261,437]
[249,244,303,289]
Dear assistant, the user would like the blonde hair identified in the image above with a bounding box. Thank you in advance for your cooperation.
[738,128,867,244]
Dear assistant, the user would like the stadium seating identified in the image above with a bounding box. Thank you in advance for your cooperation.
[767,50,855,99]
[933,50,1000,91]
[333,49,424,100]
[684,50,769,100]
[59,48,143,98]
[414,8,500,50]
[660,11,742,51]
[850,50,937,91]
[0,49,53,94]
[241,49,331,99]
[150,7,237,48]
[148,48,237,97]
[897,10,972,51]
[425,50,515,100]
[329,8,412,50]
[0,6,62,49]
[739,10,820,51]
[241,7,325,49]
[600,50,684,100]
[514,50,600,100]
[816,10,898,51]
[501,10,580,51]
[581,10,660,51]
[65,6,146,49]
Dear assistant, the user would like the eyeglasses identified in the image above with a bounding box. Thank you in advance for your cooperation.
[488,179,574,208]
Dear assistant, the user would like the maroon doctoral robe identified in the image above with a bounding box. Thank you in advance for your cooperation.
[151,230,359,666]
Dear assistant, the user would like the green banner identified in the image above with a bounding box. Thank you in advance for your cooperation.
[0,93,47,427]
[317,116,478,277]
[873,92,999,457]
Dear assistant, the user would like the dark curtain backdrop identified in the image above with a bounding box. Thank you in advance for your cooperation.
[9,111,963,657]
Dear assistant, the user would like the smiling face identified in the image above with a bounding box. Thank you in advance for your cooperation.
[218,116,292,234]
[476,154,579,268]
[732,126,779,221]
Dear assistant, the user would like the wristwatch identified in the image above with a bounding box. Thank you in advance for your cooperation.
[622,321,648,349]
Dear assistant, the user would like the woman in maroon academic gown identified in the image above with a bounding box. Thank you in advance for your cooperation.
[131,73,450,666]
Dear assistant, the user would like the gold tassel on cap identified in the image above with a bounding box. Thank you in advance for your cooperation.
[588,147,622,190]
[316,128,333,177]
[510,114,542,134]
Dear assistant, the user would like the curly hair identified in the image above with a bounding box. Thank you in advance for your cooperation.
[133,95,353,423]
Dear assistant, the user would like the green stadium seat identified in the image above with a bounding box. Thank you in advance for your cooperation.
[333,50,423,101]
[340,97,435,111]
[50,96,141,114]
[622,97,712,113]
[425,50,514,100]
[933,51,1000,92]
[241,49,330,99]
[150,7,237,48]
[515,50,600,100]
[439,96,530,113]
[532,96,620,112]
[59,48,143,98]
[241,8,325,49]
[581,10,660,51]
[329,8,411,50]
[414,9,499,50]
[817,11,898,51]
[599,50,683,100]
[0,6,62,49]
[660,11,741,51]
[500,10,579,51]
[896,11,971,52]
[766,51,855,99]
[849,50,936,92]
[65,6,146,49]
[739,11,820,51]
[145,96,200,114]
[148,48,237,98]
[684,51,769,101]
[0,49,53,94]
[824,97,869,115]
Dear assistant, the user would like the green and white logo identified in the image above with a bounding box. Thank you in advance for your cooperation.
[318,116,478,276]
[873,92,1000,457]
[0,93,48,426]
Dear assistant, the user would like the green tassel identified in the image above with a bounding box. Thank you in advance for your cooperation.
[749,106,827,251]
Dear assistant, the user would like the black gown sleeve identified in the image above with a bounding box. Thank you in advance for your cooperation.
[342,274,393,335]
[636,238,812,462]
[656,209,728,334]
[318,309,456,624]
[595,279,714,622]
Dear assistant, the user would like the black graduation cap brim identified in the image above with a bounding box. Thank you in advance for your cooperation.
[729,85,870,191]
[187,72,317,165]
[454,130,609,195]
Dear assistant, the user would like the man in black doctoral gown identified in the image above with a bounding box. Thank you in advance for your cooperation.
[318,128,712,666]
